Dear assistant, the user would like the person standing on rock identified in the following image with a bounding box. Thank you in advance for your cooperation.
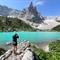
[12,33,19,54]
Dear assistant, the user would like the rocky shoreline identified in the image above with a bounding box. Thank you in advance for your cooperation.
[0,41,50,60]
[0,41,34,60]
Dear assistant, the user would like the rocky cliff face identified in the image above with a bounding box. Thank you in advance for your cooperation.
[0,41,34,60]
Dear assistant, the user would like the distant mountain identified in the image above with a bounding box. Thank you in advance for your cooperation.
[0,3,60,31]
[19,2,44,23]
[0,5,12,16]
[0,5,20,16]
[0,3,44,23]
[9,2,44,23]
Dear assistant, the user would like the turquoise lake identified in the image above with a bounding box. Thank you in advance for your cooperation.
[0,32,60,49]
[0,32,60,44]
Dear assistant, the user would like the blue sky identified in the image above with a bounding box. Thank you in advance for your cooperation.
[0,0,60,16]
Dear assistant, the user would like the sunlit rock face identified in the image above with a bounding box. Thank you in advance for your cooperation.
[22,48,34,60]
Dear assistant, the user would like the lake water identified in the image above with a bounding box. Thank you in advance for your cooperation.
[0,32,60,48]
[0,32,60,43]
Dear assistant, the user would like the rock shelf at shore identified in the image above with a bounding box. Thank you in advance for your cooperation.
[0,41,34,60]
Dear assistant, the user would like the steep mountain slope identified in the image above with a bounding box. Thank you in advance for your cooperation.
[0,16,37,32]
[36,19,60,30]
[52,25,60,31]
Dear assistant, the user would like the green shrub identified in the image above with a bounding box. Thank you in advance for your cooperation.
[0,48,6,56]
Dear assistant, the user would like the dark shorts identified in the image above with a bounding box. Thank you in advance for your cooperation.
[13,41,17,46]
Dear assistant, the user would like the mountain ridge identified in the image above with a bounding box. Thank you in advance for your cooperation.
[0,2,60,31]
[0,5,20,16]
[8,2,44,23]
[0,2,44,23]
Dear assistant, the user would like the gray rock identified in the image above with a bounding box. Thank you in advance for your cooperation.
[0,41,34,60]
[22,48,34,60]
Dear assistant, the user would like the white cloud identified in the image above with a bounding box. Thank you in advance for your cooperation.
[36,1,44,6]
[33,0,44,6]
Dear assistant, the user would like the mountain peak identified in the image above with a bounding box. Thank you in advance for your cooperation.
[28,2,34,10]
[28,2,38,15]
